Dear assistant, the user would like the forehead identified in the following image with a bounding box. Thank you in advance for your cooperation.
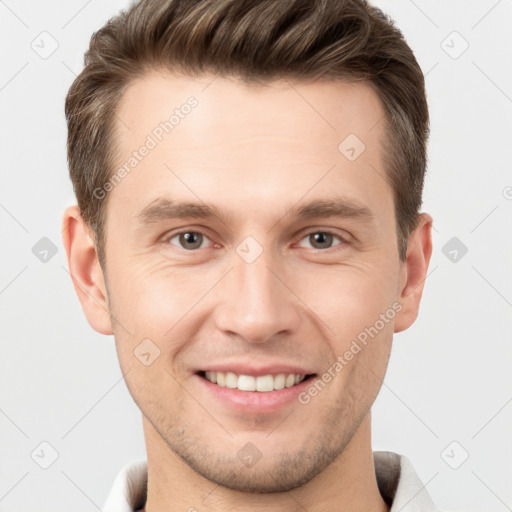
[108,71,392,227]
[115,71,386,149]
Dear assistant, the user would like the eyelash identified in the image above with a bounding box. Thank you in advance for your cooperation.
[163,228,349,252]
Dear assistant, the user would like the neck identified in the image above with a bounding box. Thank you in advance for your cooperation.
[141,413,388,512]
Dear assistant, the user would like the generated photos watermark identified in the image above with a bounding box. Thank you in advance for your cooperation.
[93,96,199,200]
[298,301,403,405]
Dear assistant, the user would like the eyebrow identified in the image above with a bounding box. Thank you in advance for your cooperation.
[135,196,374,228]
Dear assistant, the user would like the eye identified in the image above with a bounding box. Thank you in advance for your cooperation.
[297,230,346,250]
[167,231,211,250]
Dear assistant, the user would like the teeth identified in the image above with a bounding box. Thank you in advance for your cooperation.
[204,371,307,391]
[238,374,256,391]
[216,371,226,387]
[256,375,274,392]
[225,372,238,389]
[285,374,295,388]
[273,373,286,390]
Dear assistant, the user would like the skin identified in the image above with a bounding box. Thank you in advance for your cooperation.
[62,71,432,512]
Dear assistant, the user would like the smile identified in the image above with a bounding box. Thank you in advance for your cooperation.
[199,371,314,392]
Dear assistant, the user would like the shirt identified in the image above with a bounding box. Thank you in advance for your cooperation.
[103,451,438,511]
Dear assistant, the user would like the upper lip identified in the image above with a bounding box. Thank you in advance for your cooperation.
[197,362,315,377]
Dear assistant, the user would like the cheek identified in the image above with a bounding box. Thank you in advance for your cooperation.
[296,260,398,342]
[324,265,396,403]
[108,257,215,336]
[107,248,399,357]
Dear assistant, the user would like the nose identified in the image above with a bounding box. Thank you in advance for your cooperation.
[212,243,302,344]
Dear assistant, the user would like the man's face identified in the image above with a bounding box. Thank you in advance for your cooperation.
[102,72,406,491]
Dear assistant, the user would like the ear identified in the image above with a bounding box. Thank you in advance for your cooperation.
[394,213,433,333]
[61,205,113,335]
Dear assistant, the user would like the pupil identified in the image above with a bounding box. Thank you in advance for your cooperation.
[311,232,332,249]
[180,232,202,250]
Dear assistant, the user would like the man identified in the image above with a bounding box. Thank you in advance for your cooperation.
[62,0,435,510]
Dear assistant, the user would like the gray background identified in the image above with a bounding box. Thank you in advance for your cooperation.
[1,1,511,510]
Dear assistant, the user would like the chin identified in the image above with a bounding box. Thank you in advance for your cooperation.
[173,435,342,494]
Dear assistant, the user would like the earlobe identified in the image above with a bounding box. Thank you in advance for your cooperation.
[61,205,113,335]
[394,213,433,334]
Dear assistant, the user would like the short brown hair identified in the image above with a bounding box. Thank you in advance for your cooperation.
[65,0,429,266]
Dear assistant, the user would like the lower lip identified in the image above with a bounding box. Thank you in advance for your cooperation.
[195,374,315,414]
